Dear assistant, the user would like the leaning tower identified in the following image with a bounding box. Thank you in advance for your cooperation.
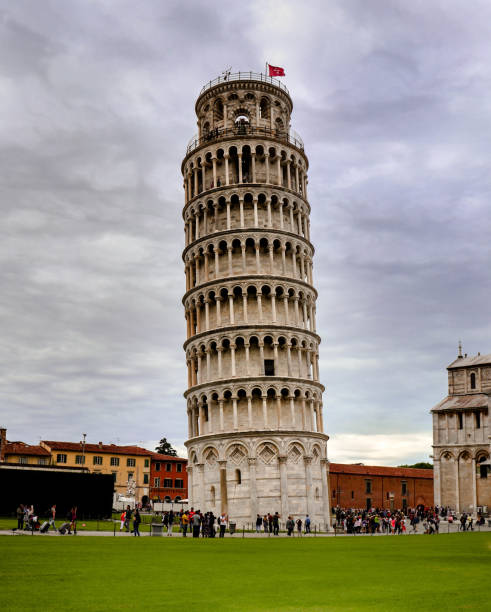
[182,71,330,528]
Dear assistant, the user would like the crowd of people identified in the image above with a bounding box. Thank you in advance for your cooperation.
[15,503,78,534]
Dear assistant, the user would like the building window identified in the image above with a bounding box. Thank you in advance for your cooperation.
[480,465,488,479]
[110,457,119,466]
[112,472,117,482]
[57,454,67,464]
[155,462,160,471]
[127,458,136,467]
[401,481,407,496]
[475,411,481,429]
[458,413,463,430]
[332,489,336,498]
[365,479,372,494]
[164,479,172,488]
[264,359,275,376]
[235,470,241,485]
[38,457,48,465]
[470,372,476,389]
[128,472,134,481]
[154,477,161,488]
[402,498,407,510]
[175,479,184,489]
[165,463,172,472]
[176,463,182,473]
[75,455,85,464]
[144,459,150,468]
[143,473,149,484]
[351,491,354,499]
[19,457,28,464]
[93,456,103,466]
[366,498,372,510]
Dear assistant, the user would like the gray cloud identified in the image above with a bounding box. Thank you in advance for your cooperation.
[1,0,490,464]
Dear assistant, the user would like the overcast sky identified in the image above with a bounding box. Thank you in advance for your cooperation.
[1,0,490,465]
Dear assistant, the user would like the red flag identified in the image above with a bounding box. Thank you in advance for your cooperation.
[268,64,285,77]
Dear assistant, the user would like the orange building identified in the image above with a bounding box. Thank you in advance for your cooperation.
[150,453,188,502]
[329,463,434,511]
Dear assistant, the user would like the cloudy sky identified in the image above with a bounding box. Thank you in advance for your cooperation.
[1,0,490,465]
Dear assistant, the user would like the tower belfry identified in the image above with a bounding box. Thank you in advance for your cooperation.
[181,71,330,526]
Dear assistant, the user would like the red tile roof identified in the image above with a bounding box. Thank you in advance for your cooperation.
[41,441,153,456]
[152,453,187,462]
[5,442,51,457]
[329,463,434,479]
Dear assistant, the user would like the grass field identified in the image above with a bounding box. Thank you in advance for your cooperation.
[1,533,490,611]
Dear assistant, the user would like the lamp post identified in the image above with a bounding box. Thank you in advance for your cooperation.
[81,433,87,467]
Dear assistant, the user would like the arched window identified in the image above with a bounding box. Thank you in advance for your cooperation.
[470,372,476,389]
[235,469,241,485]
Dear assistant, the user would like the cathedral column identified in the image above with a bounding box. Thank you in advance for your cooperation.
[255,244,261,273]
[276,156,282,186]
[304,456,313,518]
[471,457,477,512]
[253,198,259,226]
[279,202,284,230]
[242,292,248,322]
[257,293,263,322]
[218,460,228,514]
[228,294,235,324]
[264,153,270,184]
[212,156,217,186]
[286,160,291,189]
[216,296,222,325]
[320,459,331,529]
[230,344,236,377]
[244,342,250,375]
[239,198,244,227]
[187,409,192,437]
[238,153,243,183]
[289,395,296,427]
[247,396,253,428]
[241,244,246,272]
[206,348,211,381]
[267,199,272,227]
[283,295,289,323]
[278,455,288,517]
[217,347,223,378]
[271,294,277,322]
[204,299,210,330]
[227,246,233,275]
[214,246,220,277]
[248,458,258,524]
[281,246,286,275]
[226,200,231,229]
[262,395,268,428]
[224,154,230,185]
[433,457,441,507]
[251,152,256,182]
[232,396,238,430]
[455,457,460,513]
[219,399,224,431]
[286,343,293,376]
[289,205,294,231]
[197,463,205,508]
[276,395,282,428]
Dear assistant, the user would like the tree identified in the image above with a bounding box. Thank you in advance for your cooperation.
[155,438,177,456]
[398,462,433,469]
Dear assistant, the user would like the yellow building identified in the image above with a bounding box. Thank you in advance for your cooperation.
[40,440,153,503]
[3,441,52,465]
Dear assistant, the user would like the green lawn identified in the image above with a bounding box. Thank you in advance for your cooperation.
[0,533,489,611]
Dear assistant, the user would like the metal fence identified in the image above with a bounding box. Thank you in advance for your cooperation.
[199,72,290,96]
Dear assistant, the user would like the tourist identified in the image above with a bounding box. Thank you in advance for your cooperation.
[48,504,57,532]
[167,510,174,536]
[263,515,268,533]
[305,514,311,534]
[69,506,77,535]
[296,517,302,535]
[120,510,126,532]
[133,509,141,536]
[273,512,280,536]
[16,504,24,530]
[255,514,262,534]
[219,512,228,537]
[286,516,294,536]
[181,511,189,536]
[125,505,132,532]
[192,511,201,538]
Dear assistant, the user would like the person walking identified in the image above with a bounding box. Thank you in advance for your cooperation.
[219,512,228,538]
[16,504,24,530]
[48,504,57,532]
[119,510,126,532]
[133,509,141,536]
[286,516,294,536]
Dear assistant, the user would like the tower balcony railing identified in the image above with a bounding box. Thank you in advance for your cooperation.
[186,125,304,155]
[199,71,290,96]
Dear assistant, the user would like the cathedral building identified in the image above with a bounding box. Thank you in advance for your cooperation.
[432,347,491,513]
[181,72,330,527]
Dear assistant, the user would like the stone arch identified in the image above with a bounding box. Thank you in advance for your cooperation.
[256,441,279,465]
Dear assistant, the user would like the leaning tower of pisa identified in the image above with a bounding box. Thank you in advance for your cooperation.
[181,72,330,528]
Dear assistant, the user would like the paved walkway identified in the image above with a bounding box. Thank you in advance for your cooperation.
[2,522,490,538]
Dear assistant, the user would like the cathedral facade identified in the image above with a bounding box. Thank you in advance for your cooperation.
[432,348,491,513]
[181,72,330,527]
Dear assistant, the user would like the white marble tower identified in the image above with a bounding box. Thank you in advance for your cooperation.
[181,72,330,527]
